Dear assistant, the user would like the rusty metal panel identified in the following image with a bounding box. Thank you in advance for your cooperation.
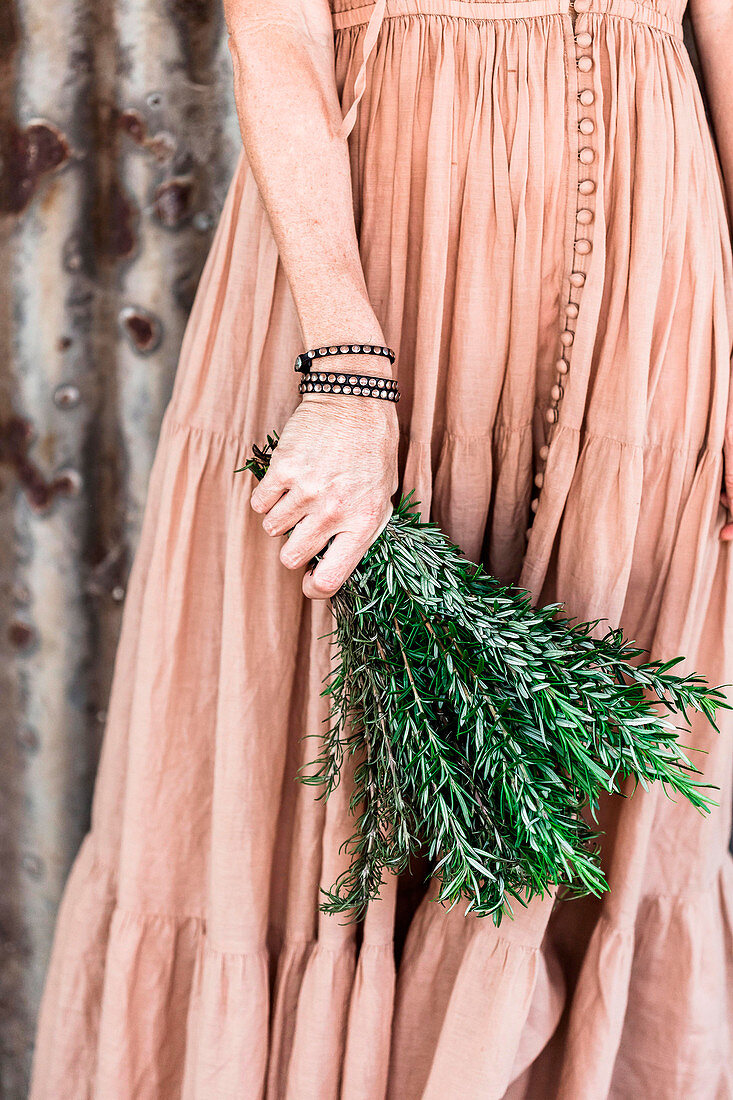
[0,2,711,1095]
[0,0,240,1092]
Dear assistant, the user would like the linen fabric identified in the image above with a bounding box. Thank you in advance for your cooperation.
[30,0,733,1096]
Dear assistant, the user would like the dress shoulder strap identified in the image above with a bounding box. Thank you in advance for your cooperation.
[337,0,388,140]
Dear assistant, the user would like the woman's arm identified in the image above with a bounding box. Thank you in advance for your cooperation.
[689,0,733,218]
[688,0,733,539]
[224,0,398,595]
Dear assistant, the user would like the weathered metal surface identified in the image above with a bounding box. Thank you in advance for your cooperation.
[0,0,239,1093]
[0,3,712,1096]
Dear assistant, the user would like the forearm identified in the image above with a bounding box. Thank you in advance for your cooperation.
[690,0,733,221]
[223,1,387,360]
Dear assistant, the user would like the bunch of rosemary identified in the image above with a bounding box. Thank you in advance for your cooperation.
[239,435,727,924]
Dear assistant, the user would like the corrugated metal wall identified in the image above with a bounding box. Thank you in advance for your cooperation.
[1,1,240,1092]
[0,4,708,1095]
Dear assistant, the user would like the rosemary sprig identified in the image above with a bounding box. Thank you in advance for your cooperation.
[237,435,728,923]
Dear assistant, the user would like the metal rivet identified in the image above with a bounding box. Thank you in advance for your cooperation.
[53,383,81,410]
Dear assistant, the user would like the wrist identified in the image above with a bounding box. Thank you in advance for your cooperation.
[299,390,399,417]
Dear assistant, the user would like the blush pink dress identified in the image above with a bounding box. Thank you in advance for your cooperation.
[30,0,733,1097]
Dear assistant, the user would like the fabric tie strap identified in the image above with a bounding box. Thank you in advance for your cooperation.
[337,0,388,140]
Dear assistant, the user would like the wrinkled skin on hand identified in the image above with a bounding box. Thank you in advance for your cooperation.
[250,392,400,598]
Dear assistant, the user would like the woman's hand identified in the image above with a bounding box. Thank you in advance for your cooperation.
[251,391,399,598]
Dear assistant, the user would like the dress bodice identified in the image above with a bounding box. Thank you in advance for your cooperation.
[330,0,688,139]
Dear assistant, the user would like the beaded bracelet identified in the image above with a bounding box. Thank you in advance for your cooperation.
[294,342,396,374]
[298,371,400,402]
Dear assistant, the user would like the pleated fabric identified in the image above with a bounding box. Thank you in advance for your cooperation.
[30,0,733,1097]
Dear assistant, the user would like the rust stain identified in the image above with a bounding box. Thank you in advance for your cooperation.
[0,120,71,215]
[152,175,195,228]
[0,416,78,512]
[167,0,212,23]
[107,179,139,259]
[8,620,34,650]
[84,542,129,600]
[118,306,163,354]
[116,108,175,163]
[0,1,20,64]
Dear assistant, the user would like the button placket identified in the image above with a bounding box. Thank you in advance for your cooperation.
[527,0,598,537]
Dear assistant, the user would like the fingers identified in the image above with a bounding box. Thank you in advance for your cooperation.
[279,515,332,572]
[260,490,307,537]
[250,467,288,514]
[303,532,370,600]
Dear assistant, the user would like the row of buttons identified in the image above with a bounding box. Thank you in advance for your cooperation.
[528,2,597,529]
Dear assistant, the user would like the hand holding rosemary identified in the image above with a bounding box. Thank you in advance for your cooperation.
[237,433,728,924]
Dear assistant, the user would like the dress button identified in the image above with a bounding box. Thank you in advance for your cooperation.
[575,31,592,46]
[546,407,559,424]
[574,238,592,255]
[526,526,534,539]
[576,207,593,224]
[556,358,569,374]
[559,329,574,347]
[579,118,595,135]
[551,383,563,401]
[534,472,544,489]
[570,271,586,288]
[578,178,596,195]
[577,55,593,73]
[579,147,595,164]
[565,301,579,318]
[530,498,539,513]
[579,89,595,106]
[539,444,550,460]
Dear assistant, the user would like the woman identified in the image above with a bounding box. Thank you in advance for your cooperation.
[29,0,733,1096]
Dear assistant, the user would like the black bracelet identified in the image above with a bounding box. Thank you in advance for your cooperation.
[294,342,396,374]
[298,372,400,401]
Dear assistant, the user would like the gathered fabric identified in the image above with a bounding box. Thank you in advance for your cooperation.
[30,1,733,1097]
